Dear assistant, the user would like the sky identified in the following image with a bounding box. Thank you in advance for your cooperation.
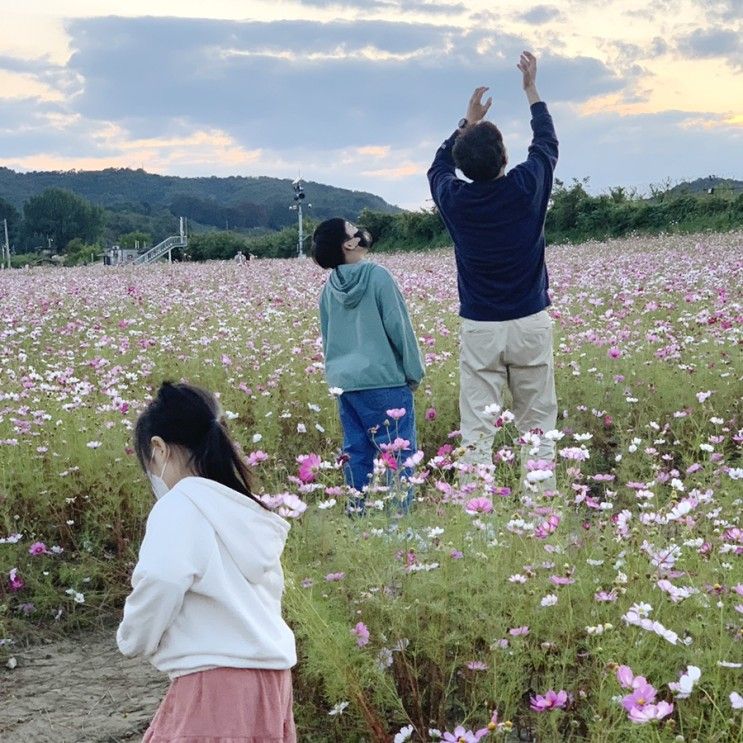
[1,0,741,209]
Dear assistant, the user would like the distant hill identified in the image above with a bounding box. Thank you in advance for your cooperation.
[665,176,743,198]
[0,167,401,244]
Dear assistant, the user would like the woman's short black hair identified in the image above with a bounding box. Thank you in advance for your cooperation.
[453,122,507,182]
[312,218,348,269]
[134,381,266,508]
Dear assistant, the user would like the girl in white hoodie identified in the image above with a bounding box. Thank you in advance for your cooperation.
[117,381,297,742]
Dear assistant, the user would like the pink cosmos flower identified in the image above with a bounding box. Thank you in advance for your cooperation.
[277,494,308,519]
[450,549,464,560]
[425,407,437,421]
[380,437,411,453]
[247,450,269,467]
[616,665,636,689]
[594,590,618,602]
[464,497,493,515]
[442,726,488,742]
[352,622,370,647]
[608,346,623,359]
[8,568,24,591]
[530,689,569,712]
[325,572,346,582]
[627,701,674,724]
[28,541,49,556]
[550,575,575,586]
[297,453,321,483]
[509,626,529,637]
[386,408,406,420]
[621,682,657,712]
[466,660,488,671]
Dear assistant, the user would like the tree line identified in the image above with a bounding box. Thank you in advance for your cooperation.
[2,179,741,265]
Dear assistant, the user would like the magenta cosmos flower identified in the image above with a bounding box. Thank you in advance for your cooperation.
[8,568,24,591]
[386,407,407,420]
[530,689,569,712]
[297,453,322,483]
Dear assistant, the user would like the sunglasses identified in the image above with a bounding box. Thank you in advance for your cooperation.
[347,229,373,249]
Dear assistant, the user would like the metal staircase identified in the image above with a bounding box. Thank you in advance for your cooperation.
[133,234,187,265]
[133,217,188,265]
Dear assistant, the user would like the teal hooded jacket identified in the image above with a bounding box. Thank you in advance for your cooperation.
[319,261,425,392]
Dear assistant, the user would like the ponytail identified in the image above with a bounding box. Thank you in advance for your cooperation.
[134,381,268,510]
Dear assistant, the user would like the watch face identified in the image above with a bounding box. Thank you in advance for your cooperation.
[458,118,468,129]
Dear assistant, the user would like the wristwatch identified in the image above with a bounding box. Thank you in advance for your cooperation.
[457,117,468,130]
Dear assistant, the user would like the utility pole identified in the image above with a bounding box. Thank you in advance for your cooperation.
[290,178,311,258]
[2,218,9,269]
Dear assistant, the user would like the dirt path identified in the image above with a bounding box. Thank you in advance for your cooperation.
[0,630,167,743]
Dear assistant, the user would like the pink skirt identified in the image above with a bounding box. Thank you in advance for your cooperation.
[143,667,296,743]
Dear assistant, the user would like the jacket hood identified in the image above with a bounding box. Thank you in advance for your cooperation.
[328,261,375,308]
[171,477,290,585]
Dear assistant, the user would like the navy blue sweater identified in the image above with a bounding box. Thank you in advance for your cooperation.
[427,102,558,321]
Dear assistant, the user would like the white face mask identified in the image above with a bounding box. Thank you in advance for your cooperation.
[148,457,170,500]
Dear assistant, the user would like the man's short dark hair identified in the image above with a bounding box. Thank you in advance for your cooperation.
[453,122,506,182]
[312,218,347,269]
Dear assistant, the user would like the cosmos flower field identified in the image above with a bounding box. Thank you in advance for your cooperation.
[0,232,741,742]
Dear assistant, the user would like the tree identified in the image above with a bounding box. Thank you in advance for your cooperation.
[0,196,20,244]
[22,188,104,252]
[118,231,152,250]
[186,231,250,261]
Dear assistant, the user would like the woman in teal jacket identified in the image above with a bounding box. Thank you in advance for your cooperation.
[313,218,425,513]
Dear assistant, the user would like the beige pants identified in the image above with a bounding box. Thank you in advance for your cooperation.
[459,310,558,491]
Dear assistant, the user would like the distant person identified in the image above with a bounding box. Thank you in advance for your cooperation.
[427,51,559,492]
[117,381,296,742]
[234,250,247,264]
[312,218,425,513]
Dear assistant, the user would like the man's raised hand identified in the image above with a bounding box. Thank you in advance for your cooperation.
[517,51,537,90]
[465,87,493,125]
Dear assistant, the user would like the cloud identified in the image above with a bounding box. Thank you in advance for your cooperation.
[61,16,621,151]
[677,27,742,59]
[519,5,562,24]
[296,0,467,14]
[695,0,743,21]
[675,26,743,73]
[546,102,743,194]
[2,11,740,210]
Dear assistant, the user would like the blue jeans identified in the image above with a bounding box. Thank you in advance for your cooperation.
[338,386,417,514]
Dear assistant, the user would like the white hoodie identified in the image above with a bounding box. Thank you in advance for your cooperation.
[116,476,296,678]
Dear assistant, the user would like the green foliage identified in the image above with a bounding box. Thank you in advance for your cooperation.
[546,180,743,243]
[185,231,251,261]
[104,206,179,246]
[21,188,104,253]
[242,219,320,259]
[359,208,450,253]
[0,196,20,243]
[169,194,271,230]
[64,238,102,266]
[0,167,399,243]
[117,231,152,250]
